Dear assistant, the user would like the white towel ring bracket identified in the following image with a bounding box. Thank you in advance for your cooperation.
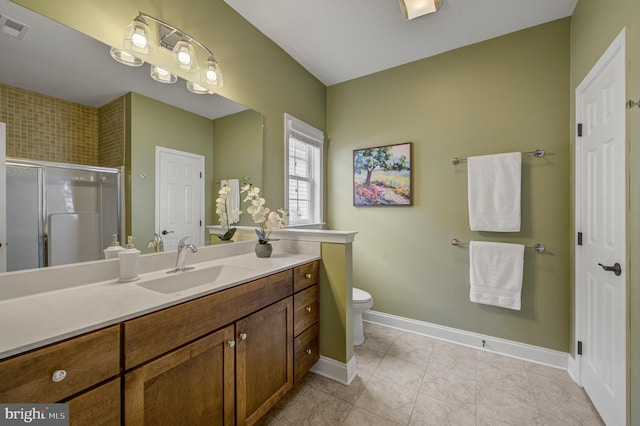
[450,238,545,253]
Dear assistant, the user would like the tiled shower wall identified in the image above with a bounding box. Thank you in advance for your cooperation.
[98,96,125,168]
[0,83,124,167]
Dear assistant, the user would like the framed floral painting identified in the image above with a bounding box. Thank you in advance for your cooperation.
[353,142,412,206]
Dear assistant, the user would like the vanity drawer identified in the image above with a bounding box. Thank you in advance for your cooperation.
[293,261,319,293]
[294,323,319,383]
[124,269,293,369]
[0,325,120,403]
[294,284,318,336]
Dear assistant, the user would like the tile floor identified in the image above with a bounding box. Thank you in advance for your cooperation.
[258,322,604,425]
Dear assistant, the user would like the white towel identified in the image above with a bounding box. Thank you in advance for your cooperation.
[467,152,521,232]
[469,241,525,310]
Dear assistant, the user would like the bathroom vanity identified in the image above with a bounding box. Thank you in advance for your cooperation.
[0,243,320,426]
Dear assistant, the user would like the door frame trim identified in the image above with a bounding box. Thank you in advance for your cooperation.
[154,146,205,247]
[574,26,627,418]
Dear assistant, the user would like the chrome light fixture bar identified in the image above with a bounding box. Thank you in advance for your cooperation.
[110,12,223,94]
[399,0,441,20]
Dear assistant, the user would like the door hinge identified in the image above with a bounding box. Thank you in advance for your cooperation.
[577,232,583,246]
[200,171,203,178]
[200,220,202,226]
[577,340,583,356]
[577,123,583,137]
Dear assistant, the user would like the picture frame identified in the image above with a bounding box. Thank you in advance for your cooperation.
[353,142,413,206]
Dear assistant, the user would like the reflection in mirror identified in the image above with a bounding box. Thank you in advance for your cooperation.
[0,2,263,272]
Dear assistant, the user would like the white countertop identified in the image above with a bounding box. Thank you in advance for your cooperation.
[0,247,319,360]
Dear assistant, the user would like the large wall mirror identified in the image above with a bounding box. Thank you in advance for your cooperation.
[0,1,263,272]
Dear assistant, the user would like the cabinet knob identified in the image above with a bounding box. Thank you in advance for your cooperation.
[305,273,311,279]
[51,370,67,383]
[305,306,312,313]
[228,340,236,348]
[239,332,247,341]
[305,348,312,355]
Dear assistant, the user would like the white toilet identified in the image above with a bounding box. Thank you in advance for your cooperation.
[352,287,374,346]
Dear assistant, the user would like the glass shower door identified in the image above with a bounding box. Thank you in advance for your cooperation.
[6,163,44,271]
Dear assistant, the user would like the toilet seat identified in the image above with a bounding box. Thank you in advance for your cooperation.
[353,287,372,305]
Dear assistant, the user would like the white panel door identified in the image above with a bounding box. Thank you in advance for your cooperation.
[0,123,6,272]
[155,147,204,251]
[576,30,626,426]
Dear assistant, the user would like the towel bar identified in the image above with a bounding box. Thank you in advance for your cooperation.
[451,149,545,165]
[450,238,545,253]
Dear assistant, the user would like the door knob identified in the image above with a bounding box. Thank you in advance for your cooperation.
[161,230,174,235]
[598,263,622,276]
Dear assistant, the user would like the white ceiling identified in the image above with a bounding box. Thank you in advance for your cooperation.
[224,0,578,86]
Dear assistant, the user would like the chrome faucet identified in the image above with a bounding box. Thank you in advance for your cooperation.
[169,236,198,273]
[147,233,164,253]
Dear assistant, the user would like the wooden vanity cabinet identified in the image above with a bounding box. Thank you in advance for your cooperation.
[65,379,121,426]
[0,325,121,426]
[123,267,296,426]
[124,325,235,426]
[236,297,293,425]
[292,261,320,382]
[1,261,320,426]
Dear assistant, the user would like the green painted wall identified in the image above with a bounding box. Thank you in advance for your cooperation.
[570,0,640,423]
[129,92,214,251]
[319,242,354,363]
[327,19,571,351]
[211,109,263,227]
[15,0,327,209]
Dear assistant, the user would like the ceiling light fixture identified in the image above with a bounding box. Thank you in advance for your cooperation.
[110,12,223,94]
[399,0,441,20]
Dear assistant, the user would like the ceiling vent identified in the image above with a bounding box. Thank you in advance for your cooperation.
[0,14,30,40]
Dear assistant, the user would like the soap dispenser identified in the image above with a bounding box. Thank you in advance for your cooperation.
[104,234,124,259]
[118,236,141,282]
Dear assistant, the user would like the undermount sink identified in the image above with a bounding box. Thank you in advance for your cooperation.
[137,264,256,294]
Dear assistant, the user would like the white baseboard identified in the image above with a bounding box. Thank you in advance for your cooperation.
[363,310,569,370]
[310,355,357,385]
[567,354,580,385]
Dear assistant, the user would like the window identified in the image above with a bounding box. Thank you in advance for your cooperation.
[284,113,323,227]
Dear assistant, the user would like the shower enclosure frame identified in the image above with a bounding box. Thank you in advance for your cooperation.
[6,158,123,270]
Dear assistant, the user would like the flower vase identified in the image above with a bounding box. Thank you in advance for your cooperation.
[255,242,273,258]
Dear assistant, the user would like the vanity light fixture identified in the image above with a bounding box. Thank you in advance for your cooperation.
[399,0,441,20]
[186,81,210,94]
[109,47,144,67]
[150,64,177,84]
[110,12,223,94]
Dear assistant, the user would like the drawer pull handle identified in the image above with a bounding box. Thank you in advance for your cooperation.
[228,340,236,348]
[305,273,312,279]
[52,370,67,383]
[305,348,312,355]
[305,306,312,313]
[239,332,247,341]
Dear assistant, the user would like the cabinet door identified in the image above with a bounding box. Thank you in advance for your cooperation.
[124,325,235,426]
[66,378,120,426]
[236,297,293,426]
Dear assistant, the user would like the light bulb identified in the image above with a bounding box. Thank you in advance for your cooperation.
[172,40,198,72]
[131,32,147,49]
[206,69,217,83]
[178,51,192,65]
